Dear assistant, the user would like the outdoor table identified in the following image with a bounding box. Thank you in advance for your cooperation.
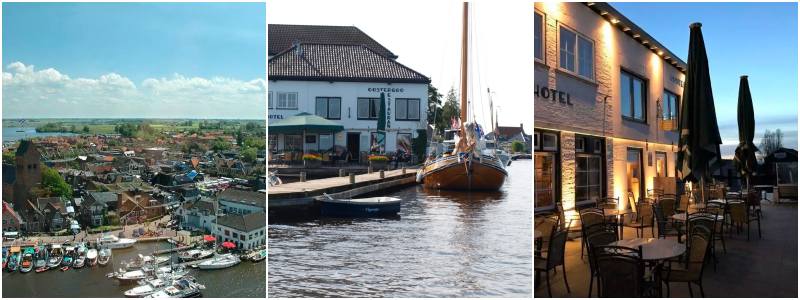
[608,238,686,261]
[671,212,724,222]
[604,208,633,239]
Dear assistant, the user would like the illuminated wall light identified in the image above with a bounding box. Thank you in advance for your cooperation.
[600,11,608,15]
[658,50,664,56]
[642,40,649,45]
[587,2,595,6]
[632,33,641,38]
[611,18,620,24]
[623,27,631,32]
[650,46,656,50]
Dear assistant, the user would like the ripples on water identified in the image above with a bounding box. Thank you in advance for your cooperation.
[268,160,532,297]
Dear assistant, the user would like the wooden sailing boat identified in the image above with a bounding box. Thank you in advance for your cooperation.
[418,2,508,191]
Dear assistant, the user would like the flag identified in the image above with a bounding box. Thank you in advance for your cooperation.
[475,124,484,138]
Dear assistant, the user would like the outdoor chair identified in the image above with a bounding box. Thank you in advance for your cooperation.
[579,208,606,259]
[745,190,763,219]
[584,223,619,297]
[654,204,682,242]
[535,229,570,297]
[686,212,719,271]
[677,194,690,213]
[659,197,676,218]
[704,202,727,254]
[535,214,560,257]
[597,196,619,209]
[730,201,761,240]
[624,202,654,238]
[661,233,710,297]
[593,244,658,297]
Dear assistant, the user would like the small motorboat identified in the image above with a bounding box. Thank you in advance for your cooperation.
[250,249,266,262]
[6,246,21,272]
[98,248,112,266]
[124,254,170,270]
[60,266,70,272]
[144,277,205,298]
[61,246,75,267]
[34,246,49,269]
[97,234,137,249]
[178,249,214,262]
[197,253,240,270]
[47,244,64,268]
[19,247,35,273]
[35,266,49,273]
[111,269,148,284]
[318,194,402,218]
[87,248,98,266]
[124,278,169,297]
[73,243,87,268]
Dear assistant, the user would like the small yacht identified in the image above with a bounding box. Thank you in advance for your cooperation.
[144,277,205,298]
[197,253,240,270]
[178,249,214,262]
[98,247,112,266]
[98,234,137,249]
[124,278,168,297]
[47,244,63,268]
[86,248,98,266]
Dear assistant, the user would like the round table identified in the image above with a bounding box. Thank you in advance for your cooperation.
[671,212,724,222]
[604,209,633,239]
[608,238,686,261]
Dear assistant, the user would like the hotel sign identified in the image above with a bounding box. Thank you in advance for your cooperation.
[268,114,285,120]
[535,84,573,106]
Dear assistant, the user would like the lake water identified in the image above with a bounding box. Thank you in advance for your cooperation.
[2,241,266,298]
[268,160,532,297]
[3,127,77,142]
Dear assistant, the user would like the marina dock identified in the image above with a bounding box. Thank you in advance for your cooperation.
[268,168,419,220]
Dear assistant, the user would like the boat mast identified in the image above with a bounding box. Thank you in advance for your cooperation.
[459,1,469,125]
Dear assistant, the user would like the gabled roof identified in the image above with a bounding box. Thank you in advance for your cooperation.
[216,211,265,232]
[269,43,430,83]
[15,140,33,156]
[269,24,397,59]
[218,189,265,208]
[88,191,117,205]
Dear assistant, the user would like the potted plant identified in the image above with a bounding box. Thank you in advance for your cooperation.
[302,153,322,168]
[368,154,389,170]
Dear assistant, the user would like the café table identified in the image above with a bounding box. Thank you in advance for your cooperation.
[671,212,724,222]
[608,237,686,261]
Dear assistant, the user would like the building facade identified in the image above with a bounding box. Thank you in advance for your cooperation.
[268,25,430,158]
[534,2,686,215]
[213,211,266,250]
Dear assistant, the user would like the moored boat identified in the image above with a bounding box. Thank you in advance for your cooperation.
[35,266,49,273]
[47,244,64,268]
[19,247,35,273]
[124,254,170,270]
[250,249,266,262]
[319,196,401,218]
[197,253,240,270]
[61,246,75,267]
[87,248,98,266]
[73,243,87,268]
[111,269,149,284]
[98,247,112,266]
[34,245,49,269]
[6,246,21,272]
[144,277,205,298]
[98,234,137,249]
[2,247,7,269]
[124,278,168,297]
[178,249,214,262]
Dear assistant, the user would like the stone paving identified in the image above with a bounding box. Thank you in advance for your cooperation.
[535,202,798,298]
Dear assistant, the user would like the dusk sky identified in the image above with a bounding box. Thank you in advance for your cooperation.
[611,2,798,157]
[2,2,266,119]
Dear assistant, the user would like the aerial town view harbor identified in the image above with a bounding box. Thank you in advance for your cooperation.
[2,2,266,298]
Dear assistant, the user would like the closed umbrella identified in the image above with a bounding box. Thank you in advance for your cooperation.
[677,23,722,203]
[733,75,759,192]
[373,92,387,153]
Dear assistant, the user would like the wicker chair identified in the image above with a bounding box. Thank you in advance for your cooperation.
[624,202,655,238]
[597,196,620,209]
[535,214,560,257]
[661,233,711,297]
[593,244,657,297]
[584,223,619,297]
[535,229,570,297]
[730,201,762,240]
[687,212,719,271]
[653,204,682,242]
[579,208,606,259]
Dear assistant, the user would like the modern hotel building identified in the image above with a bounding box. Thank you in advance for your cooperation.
[534,2,686,215]
[268,25,430,159]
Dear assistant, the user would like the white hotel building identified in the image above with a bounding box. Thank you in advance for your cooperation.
[268,25,430,159]
[534,2,687,215]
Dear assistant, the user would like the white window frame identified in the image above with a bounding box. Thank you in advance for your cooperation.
[395,98,421,121]
[276,92,298,110]
[268,92,274,109]
[542,133,558,151]
[558,25,595,81]
[315,97,341,120]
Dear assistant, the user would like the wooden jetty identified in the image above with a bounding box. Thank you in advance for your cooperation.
[152,244,194,255]
[268,168,419,220]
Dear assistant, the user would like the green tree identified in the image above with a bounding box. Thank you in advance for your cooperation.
[212,138,231,151]
[511,141,525,153]
[427,84,443,125]
[82,125,90,133]
[244,137,266,150]
[3,151,15,165]
[236,130,244,147]
[241,147,257,163]
[438,87,461,136]
[41,166,72,198]
[760,129,784,158]
[412,130,428,162]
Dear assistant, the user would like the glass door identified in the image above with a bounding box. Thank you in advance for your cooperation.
[627,148,644,204]
[535,152,556,211]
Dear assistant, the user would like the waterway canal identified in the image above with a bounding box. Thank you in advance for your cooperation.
[268,159,532,297]
[2,241,266,298]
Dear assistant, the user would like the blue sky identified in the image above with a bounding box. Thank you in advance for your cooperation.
[611,2,798,157]
[2,2,266,119]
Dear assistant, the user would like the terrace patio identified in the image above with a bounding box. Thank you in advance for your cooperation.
[535,201,798,298]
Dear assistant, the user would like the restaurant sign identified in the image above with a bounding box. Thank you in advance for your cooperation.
[535,84,573,106]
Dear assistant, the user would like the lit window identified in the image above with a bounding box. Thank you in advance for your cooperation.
[621,70,647,122]
[535,12,544,61]
[559,26,594,80]
[663,90,679,120]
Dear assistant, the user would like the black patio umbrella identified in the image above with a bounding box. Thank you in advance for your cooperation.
[677,23,722,203]
[733,75,759,191]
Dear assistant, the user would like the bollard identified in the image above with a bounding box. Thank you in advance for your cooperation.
[402,167,406,174]
[379,170,385,179]
[368,166,373,174]
[349,173,355,184]
[300,172,306,182]
[339,169,345,177]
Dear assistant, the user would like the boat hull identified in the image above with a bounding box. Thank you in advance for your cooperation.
[420,155,507,190]
[319,198,401,218]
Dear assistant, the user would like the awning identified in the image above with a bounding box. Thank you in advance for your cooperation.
[221,241,236,249]
[268,112,344,134]
[4,232,19,237]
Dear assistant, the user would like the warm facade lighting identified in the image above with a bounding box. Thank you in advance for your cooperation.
[588,2,595,6]
[658,50,664,56]
[642,40,649,45]
[632,33,640,38]
[611,18,620,24]
[623,27,631,32]
[600,11,608,15]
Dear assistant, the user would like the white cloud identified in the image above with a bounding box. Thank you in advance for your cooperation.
[2,62,265,119]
